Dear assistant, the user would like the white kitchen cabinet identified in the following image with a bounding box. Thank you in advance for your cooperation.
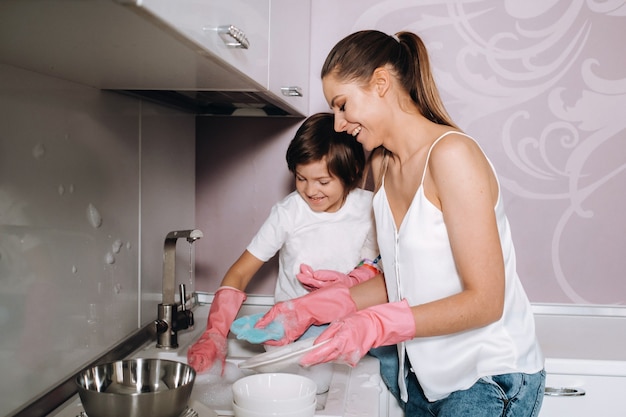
[380,390,405,417]
[267,0,311,116]
[130,0,310,115]
[540,358,626,417]
[129,0,271,91]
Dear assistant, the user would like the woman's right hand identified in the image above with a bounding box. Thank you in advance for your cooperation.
[300,299,415,367]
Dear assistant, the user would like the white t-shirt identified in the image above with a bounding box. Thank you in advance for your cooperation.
[247,188,378,302]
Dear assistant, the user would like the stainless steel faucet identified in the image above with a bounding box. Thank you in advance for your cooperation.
[155,229,203,349]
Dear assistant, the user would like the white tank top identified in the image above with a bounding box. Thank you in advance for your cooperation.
[373,132,544,402]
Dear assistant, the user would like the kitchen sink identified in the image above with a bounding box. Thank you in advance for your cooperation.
[48,301,382,417]
[128,304,360,417]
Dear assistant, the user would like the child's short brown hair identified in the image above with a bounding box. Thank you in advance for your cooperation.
[286,113,365,194]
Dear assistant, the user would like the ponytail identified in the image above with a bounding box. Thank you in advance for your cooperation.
[396,32,458,129]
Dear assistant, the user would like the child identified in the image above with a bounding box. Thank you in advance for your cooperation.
[187,112,379,375]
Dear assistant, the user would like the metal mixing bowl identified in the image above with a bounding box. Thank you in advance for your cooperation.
[75,358,196,417]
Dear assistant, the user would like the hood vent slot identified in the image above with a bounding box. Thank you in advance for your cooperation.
[113,90,290,116]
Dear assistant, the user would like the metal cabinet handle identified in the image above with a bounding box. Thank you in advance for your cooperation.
[544,387,586,396]
[215,25,250,49]
[281,87,303,97]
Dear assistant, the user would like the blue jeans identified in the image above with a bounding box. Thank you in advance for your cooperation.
[370,347,546,416]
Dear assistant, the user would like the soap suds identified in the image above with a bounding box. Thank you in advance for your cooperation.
[190,361,254,411]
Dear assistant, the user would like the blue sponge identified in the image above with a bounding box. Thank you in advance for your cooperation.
[230,313,285,344]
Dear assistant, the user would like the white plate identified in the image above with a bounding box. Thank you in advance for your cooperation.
[238,338,330,373]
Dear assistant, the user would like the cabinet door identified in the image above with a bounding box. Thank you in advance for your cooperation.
[133,0,270,90]
[268,0,311,115]
[541,373,626,417]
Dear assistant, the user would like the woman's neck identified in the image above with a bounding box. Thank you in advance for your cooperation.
[384,115,447,165]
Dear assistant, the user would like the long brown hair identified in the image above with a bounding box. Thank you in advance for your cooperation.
[321,30,457,128]
[321,30,459,190]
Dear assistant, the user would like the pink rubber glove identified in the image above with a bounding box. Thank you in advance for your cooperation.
[300,300,415,367]
[187,286,246,373]
[255,284,357,346]
[297,262,379,291]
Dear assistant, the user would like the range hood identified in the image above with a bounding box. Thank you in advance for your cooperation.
[0,0,308,117]
[117,90,294,116]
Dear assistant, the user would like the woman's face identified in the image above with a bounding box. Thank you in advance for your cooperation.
[295,158,346,213]
[323,74,383,152]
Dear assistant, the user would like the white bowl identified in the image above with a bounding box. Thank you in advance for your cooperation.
[231,373,316,412]
[232,400,316,417]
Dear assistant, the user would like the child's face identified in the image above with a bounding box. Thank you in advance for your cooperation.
[294,158,346,213]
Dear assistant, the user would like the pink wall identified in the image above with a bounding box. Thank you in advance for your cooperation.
[196,1,626,305]
[195,117,302,295]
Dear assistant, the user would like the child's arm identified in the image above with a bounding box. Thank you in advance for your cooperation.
[187,250,263,373]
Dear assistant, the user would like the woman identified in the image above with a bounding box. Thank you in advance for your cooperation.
[257,31,545,416]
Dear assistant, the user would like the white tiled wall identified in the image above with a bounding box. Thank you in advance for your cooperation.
[0,64,196,416]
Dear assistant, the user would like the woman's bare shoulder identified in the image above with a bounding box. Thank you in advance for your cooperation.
[429,131,485,167]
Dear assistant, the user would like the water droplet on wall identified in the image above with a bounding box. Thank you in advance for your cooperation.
[112,239,123,254]
[32,143,46,159]
[105,252,115,264]
[72,265,78,274]
[126,242,132,250]
[114,283,122,294]
[86,203,102,229]
[58,184,65,196]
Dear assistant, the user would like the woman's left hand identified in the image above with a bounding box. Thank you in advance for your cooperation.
[300,300,416,367]
[255,284,357,346]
